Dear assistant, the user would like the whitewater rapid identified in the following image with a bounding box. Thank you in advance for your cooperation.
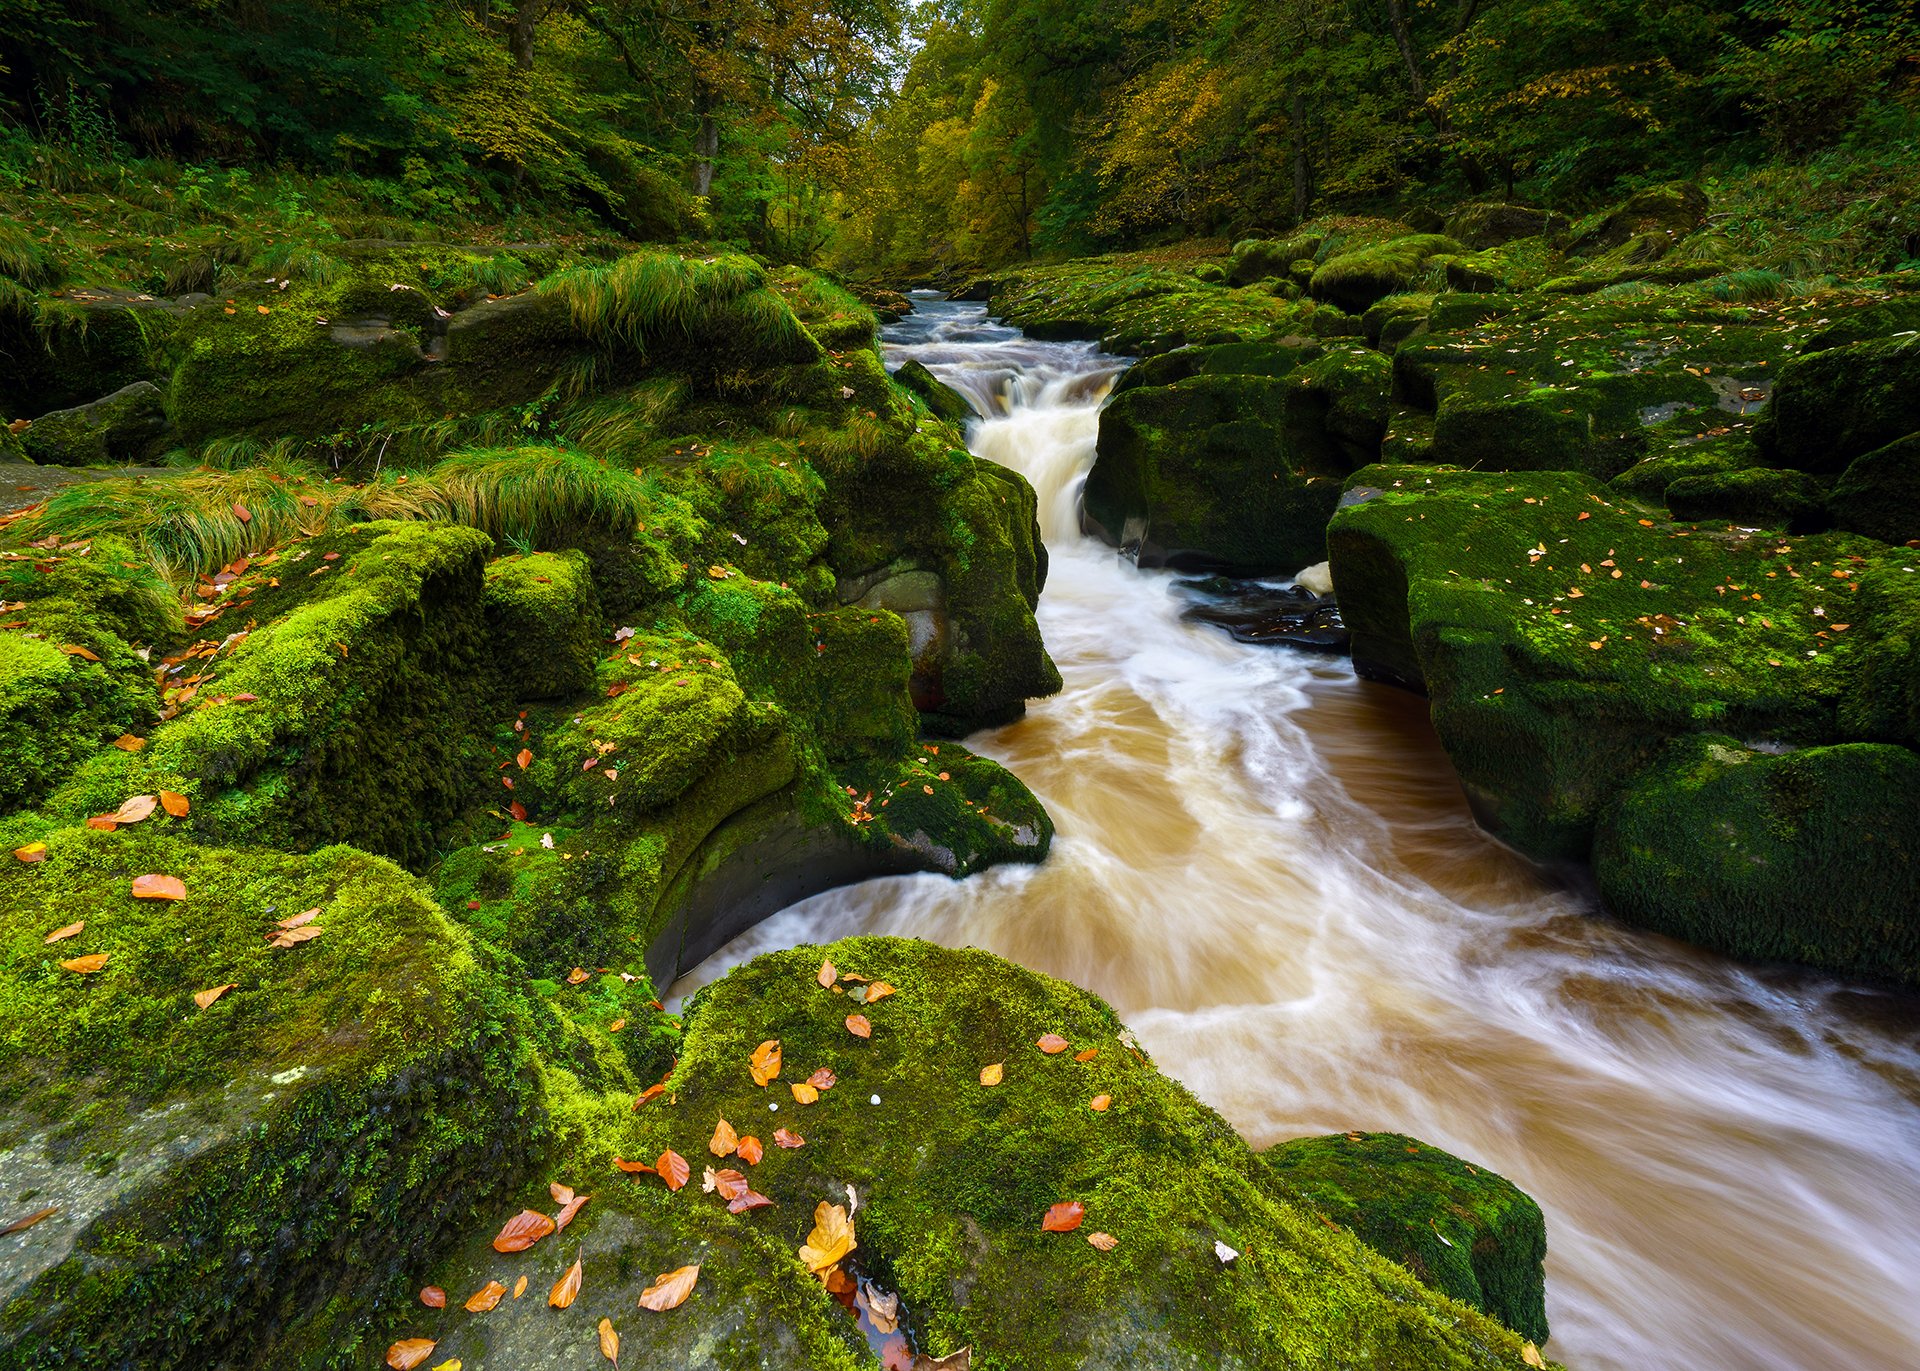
[675,298,1920,1371]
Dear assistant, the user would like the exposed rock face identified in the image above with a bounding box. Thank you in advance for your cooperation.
[892,357,975,424]
[17,381,169,465]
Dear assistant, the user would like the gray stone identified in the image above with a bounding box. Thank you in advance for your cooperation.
[19,381,168,465]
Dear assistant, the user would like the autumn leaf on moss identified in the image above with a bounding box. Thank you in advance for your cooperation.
[550,1257,583,1309]
[638,1264,699,1311]
[632,1083,666,1110]
[1073,1048,1098,1063]
[862,981,895,1004]
[613,1156,654,1174]
[1036,1034,1069,1054]
[710,1116,739,1156]
[516,747,532,769]
[492,1209,556,1253]
[790,1081,819,1104]
[43,920,83,944]
[657,1149,691,1191]
[816,958,836,988]
[131,873,186,901]
[979,1063,1003,1087]
[13,842,47,864]
[556,1194,590,1230]
[386,1339,437,1369]
[1086,1231,1118,1251]
[1042,1202,1084,1232]
[704,1168,749,1201]
[419,1287,447,1308]
[750,1039,781,1087]
[807,1067,836,1090]
[798,1201,856,1273]
[159,790,190,817]
[1090,1095,1111,1112]
[773,1128,805,1149]
[464,1280,507,1312]
[551,1182,576,1206]
[728,1190,772,1213]
[845,1014,872,1038]
[60,953,109,974]
[112,794,157,824]
[736,1135,764,1165]
[193,984,236,1010]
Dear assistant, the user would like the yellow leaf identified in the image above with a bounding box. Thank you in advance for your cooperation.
[750,1038,782,1087]
[598,1317,619,1364]
[790,1081,819,1105]
[816,958,836,988]
[980,1063,1003,1087]
[193,983,237,1010]
[637,1264,700,1311]
[550,1257,583,1309]
[710,1116,738,1157]
[60,953,109,974]
[43,920,83,944]
[798,1201,856,1273]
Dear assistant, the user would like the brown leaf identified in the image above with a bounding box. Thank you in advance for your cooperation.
[465,1279,507,1312]
[1,1206,56,1235]
[509,800,528,822]
[598,1317,619,1366]
[845,1014,872,1039]
[193,983,237,1010]
[159,790,191,817]
[131,873,186,901]
[13,842,48,864]
[277,908,321,930]
[612,1156,655,1174]
[632,1083,666,1110]
[790,1082,819,1105]
[419,1286,447,1308]
[567,966,590,985]
[773,1128,805,1149]
[807,1067,836,1090]
[60,953,109,974]
[817,958,837,988]
[1073,1048,1098,1063]
[1042,1202,1084,1233]
[113,794,158,824]
[513,1274,529,1299]
[736,1135,764,1165]
[386,1339,437,1370]
[1036,1033,1070,1055]
[492,1209,556,1253]
[979,1062,1003,1087]
[555,1194,590,1231]
[1089,1095,1111,1112]
[799,1201,857,1272]
[1521,1342,1547,1369]
[268,924,325,949]
[657,1148,690,1191]
[705,1168,749,1201]
[550,1257,583,1309]
[710,1116,738,1156]
[86,815,119,832]
[1086,1231,1118,1251]
[728,1190,773,1213]
[550,1182,575,1206]
[62,644,101,662]
[516,748,532,770]
[863,981,895,1003]
[112,733,145,751]
[43,920,84,944]
[637,1264,700,1311]
[750,1038,782,1087]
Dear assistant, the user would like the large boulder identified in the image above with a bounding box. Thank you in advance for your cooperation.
[1568,182,1709,259]
[1444,203,1567,250]
[401,937,1555,1371]
[1754,336,1920,475]
[1828,433,1920,545]
[1594,736,1920,985]
[1309,235,1463,314]
[1260,1131,1550,1345]
[892,357,975,424]
[17,381,169,465]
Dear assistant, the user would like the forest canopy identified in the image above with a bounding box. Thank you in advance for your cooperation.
[0,0,1916,273]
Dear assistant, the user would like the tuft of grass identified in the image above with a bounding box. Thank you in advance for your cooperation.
[1701,268,1790,302]
[0,220,64,288]
[400,446,650,546]
[556,377,687,456]
[539,250,816,369]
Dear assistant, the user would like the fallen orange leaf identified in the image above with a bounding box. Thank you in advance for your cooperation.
[1090,1095,1111,1112]
[509,800,528,822]
[705,1168,749,1201]
[556,1194,590,1230]
[657,1148,690,1191]
[13,842,47,864]
[43,920,83,944]
[112,794,157,824]
[791,1082,819,1105]
[736,1135,763,1165]
[817,958,836,988]
[568,966,590,985]
[710,1116,738,1156]
[1073,1048,1098,1062]
[193,983,237,1010]
[268,924,324,949]
[807,1067,836,1090]
[111,733,145,751]
[491,1209,556,1253]
[638,1264,700,1311]
[979,1063,1003,1086]
[513,1274,528,1299]
[750,1039,781,1087]
[131,873,186,901]
[845,1014,871,1038]
[551,1182,576,1206]
[159,790,191,817]
[598,1317,619,1365]
[1037,1034,1070,1054]
[612,1157,655,1174]
[62,644,101,662]
[1042,1202,1085,1232]
[465,1279,507,1312]
[550,1257,583,1309]
[516,748,532,769]
[60,953,109,974]
[1087,1231,1119,1251]
[798,1201,857,1272]
[863,981,895,1003]
[419,1286,447,1308]
[632,1083,666,1110]
[0,1206,57,1235]
[386,1339,437,1369]
[773,1128,805,1149]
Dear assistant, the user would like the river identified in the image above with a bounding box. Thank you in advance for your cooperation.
[674,298,1920,1371]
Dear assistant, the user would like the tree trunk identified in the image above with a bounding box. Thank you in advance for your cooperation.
[1383,0,1489,192]
[509,0,540,70]
[1290,91,1313,223]
[693,90,719,199]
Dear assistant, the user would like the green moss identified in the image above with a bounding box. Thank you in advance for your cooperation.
[1828,433,1920,545]
[1593,736,1920,985]
[1259,1131,1549,1344]
[1664,466,1827,529]
[892,358,974,425]
[0,635,146,813]
[1310,235,1464,314]
[1754,335,1920,475]
[483,549,605,700]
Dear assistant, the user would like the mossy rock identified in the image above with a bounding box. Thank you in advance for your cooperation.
[1610,450,1741,501]
[1362,294,1432,350]
[0,635,148,812]
[1443,204,1566,251]
[1828,433,1920,545]
[1258,1131,1549,1344]
[1431,395,1643,481]
[484,549,606,700]
[1326,465,1892,861]
[1309,235,1462,314]
[0,294,175,418]
[1754,336,1920,475]
[1568,182,1708,258]
[0,829,541,1370]
[403,937,1554,1371]
[1594,736,1920,985]
[990,256,1308,357]
[16,381,169,466]
[1664,466,1828,529]
[1228,233,1324,286]
[892,358,975,425]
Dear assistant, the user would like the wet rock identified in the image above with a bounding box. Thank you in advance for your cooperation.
[1174,575,1348,650]
[893,357,975,424]
[18,381,169,465]
[1259,1130,1550,1345]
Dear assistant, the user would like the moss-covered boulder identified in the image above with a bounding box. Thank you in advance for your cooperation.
[0,291,177,419]
[892,358,975,425]
[484,549,606,700]
[1259,1131,1549,1345]
[989,254,1307,357]
[1594,736,1920,985]
[16,381,169,466]
[0,829,540,1370]
[0,635,147,812]
[1568,182,1709,260]
[1828,433,1920,545]
[1664,466,1828,529]
[1228,233,1325,286]
[400,937,1553,1371]
[1310,235,1462,314]
[1752,336,1920,475]
[1444,204,1565,251]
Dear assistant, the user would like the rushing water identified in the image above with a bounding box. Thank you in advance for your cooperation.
[676,298,1920,1371]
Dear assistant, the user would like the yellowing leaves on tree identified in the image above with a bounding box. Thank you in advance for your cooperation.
[798,1200,856,1274]
[749,1038,781,1086]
